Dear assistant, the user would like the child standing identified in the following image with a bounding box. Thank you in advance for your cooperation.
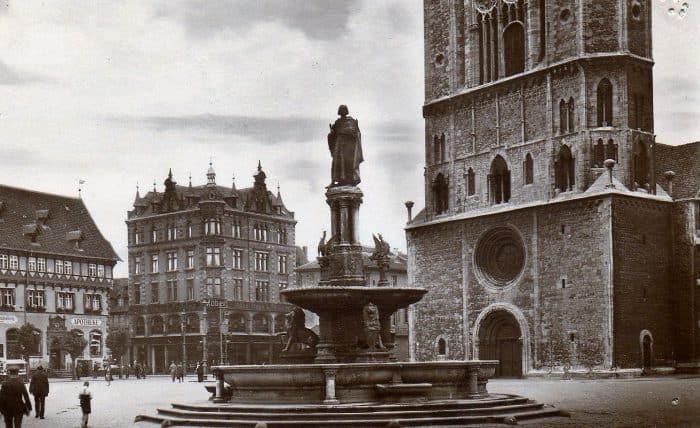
[79,381,92,428]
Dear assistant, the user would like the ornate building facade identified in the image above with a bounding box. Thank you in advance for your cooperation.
[408,0,700,376]
[0,185,119,373]
[126,163,296,373]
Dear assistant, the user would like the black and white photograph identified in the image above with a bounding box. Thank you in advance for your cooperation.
[0,1,698,427]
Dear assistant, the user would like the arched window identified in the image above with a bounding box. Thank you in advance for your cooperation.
[229,313,246,333]
[559,99,567,134]
[606,139,618,163]
[488,156,511,204]
[466,168,476,196]
[433,173,449,214]
[150,315,164,335]
[252,314,270,333]
[186,313,200,333]
[6,328,19,359]
[597,78,613,127]
[167,314,181,334]
[438,338,446,356]
[568,97,575,131]
[135,317,145,336]
[633,140,649,188]
[89,330,102,357]
[524,153,534,184]
[594,139,605,168]
[555,145,575,192]
[440,133,446,163]
[433,136,440,164]
[504,22,525,76]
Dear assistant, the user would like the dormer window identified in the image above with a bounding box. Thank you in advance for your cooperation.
[35,209,49,227]
[23,224,40,243]
[66,230,82,249]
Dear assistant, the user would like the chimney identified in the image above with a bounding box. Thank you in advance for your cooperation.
[604,159,616,188]
[405,201,414,222]
[664,171,676,198]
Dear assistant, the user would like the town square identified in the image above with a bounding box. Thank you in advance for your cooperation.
[0,0,699,427]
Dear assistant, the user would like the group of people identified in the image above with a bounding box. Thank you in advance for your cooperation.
[168,361,186,383]
[0,366,92,428]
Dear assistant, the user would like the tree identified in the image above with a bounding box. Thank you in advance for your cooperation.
[62,333,87,380]
[16,323,41,361]
[106,328,130,365]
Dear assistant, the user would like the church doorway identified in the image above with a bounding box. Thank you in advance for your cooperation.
[642,333,653,372]
[478,310,523,378]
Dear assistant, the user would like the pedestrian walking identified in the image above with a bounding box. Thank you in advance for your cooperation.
[105,366,111,386]
[78,382,91,428]
[0,367,32,428]
[169,361,177,382]
[176,362,184,383]
[29,366,49,419]
[196,362,204,383]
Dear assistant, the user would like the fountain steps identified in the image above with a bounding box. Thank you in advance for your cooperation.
[134,395,566,426]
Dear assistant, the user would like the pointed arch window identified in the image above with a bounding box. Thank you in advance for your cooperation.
[503,22,525,76]
[593,139,605,168]
[606,139,618,163]
[466,168,476,196]
[433,136,440,164]
[524,153,534,184]
[488,156,511,204]
[433,173,449,214]
[559,99,567,134]
[555,145,575,193]
[633,140,649,189]
[440,133,446,163]
[597,79,613,127]
[568,97,575,131]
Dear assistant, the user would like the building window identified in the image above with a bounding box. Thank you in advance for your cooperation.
[97,264,105,278]
[466,168,476,196]
[85,294,101,313]
[433,173,449,214]
[57,292,74,311]
[151,228,158,243]
[606,139,618,163]
[555,145,575,193]
[593,139,605,168]
[278,254,287,274]
[488,155,511,204]
[524,154,534,184]
[133,283,141,304]
[27,289,45,309]
[186,250,195,269]
[55,259,64,274]
[633,140,649,188]
[9,256,18,271]
[206,277,221,297]
[135,317,145,335]
[206,247,221,266]
[167,224,176,241]
[232,249,243,270]
[279,281,288,291]
[134,256,142,275]
[255,280,270,302]
[254,224,268,241]
[36,258,46,273]
[186,222,192,238]
[503,22,525,76]
[205,218,221,236]
[568,97,575,131]
[433,136,440,164]
[88,263,97,278]
[89,330,102,357]
[597,78,613,127]
[28,257,36,272]
[186,279,195,301]
[167,280,178,301]
[252,314,270,333]
[233,279,243,300]
[151,255,159,273]
[64,260,72,275]
[166,251,178,271]
[1,288,15,307]
[0,255,9,269]
[151,282,159,303]
[151,316,164,335]
[277,226,287,244]
[232,220,241,238]
[255,252,269,272]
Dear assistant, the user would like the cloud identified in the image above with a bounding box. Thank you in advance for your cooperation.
[0,60,43,85]
[154,0,362,41]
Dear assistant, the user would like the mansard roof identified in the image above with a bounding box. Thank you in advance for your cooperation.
[0,184,119,261]
[655,141,700,199]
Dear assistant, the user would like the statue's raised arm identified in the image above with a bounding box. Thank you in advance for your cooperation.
[328,105,363,187]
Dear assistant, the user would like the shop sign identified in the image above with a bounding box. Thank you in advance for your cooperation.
[0,314,17,324]
[70,318,102,327]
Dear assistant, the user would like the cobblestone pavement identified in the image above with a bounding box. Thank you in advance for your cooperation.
[13,375,700,427]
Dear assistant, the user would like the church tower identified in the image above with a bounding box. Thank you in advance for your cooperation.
[423,0,655,220]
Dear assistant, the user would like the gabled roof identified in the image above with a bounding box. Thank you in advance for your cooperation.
[0,185,120,261]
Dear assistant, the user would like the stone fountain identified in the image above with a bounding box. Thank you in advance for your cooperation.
[135,106,565,426]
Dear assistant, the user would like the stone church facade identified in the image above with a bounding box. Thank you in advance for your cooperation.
[407,0,700,376]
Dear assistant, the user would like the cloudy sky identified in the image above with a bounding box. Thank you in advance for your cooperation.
[0,1,697,277]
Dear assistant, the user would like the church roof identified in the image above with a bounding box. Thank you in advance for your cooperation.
[0,185,120,261]
[655,141,700,199]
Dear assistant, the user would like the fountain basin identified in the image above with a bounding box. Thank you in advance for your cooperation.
[212,360,498,405]
[281,286,427,313]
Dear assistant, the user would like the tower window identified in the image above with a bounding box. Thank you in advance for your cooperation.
[488,155,511,205]
[433,136,440,164]
[597,78,613,127]
[503,22,525,76]
[433,173,449,214]
[559,99,567,134]
[631,0,642,20]
[633,140,649,189]
[594,139,605,168]
[568,97,575,131]
[466,168,476,196]
[555,145,575,193]
[440,133,446,163]
[606,139,618,163]
[524,153,534,184]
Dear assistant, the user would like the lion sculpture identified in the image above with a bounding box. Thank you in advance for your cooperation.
[362,302,385,350]
[281,307,319,353]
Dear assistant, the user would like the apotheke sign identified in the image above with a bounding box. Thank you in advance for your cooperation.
[70,318,102,327]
